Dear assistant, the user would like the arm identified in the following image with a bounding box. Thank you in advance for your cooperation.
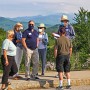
[37,38,39,47]
[52,33,60,39]
[3,49,9,66]
[46,33,49,42]
[16,40,22,43]
[22,38,27,50]
[69,48,72,57]
[54,39,58,58]
[69,25,75,39]
[54,46,57,58]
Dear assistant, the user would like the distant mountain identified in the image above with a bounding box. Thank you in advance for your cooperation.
[0,17,16,30]
[0,13,75,31]
[0,17,51,31]
[9,13,75,25]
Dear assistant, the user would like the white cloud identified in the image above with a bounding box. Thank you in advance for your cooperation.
[0,0,90,17]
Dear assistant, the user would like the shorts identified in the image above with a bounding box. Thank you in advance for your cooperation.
[56,54,70,72]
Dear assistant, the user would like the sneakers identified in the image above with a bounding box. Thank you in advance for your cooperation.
[56,85,71,90]
[56,86,64,90]
[66,85,71,89]
[16,75,23,79]
[36,73,38,75]
[31,75,39,80]
[34,76,39,79]
[26,78,30,81]
[12,76,19,80]
[41,73,44,76]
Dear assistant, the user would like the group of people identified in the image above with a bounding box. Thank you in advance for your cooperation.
[0,15,75,90]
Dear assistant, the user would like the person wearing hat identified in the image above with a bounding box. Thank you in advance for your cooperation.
[52,15,75,40]
[38,23,48,75]
[13,22,24,77]
[54,27,72,89]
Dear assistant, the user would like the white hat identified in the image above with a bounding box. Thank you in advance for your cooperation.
[61,15,69,21]
[38,23,46,29]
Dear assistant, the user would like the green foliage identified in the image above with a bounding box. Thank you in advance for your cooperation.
[71,7,90,69]
[0,28,6,52]
[0,28,6,70]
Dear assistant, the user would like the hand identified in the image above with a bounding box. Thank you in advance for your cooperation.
[5,60,9,66]
[39,38,42,41]
[52,33,55,36]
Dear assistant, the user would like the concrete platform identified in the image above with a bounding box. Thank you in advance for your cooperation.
[0,70,90,90]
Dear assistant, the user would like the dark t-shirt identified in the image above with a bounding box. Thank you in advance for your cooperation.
[22,29,38,50]
[55,36,72,55]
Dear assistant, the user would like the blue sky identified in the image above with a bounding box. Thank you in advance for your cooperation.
[0,0,90,17]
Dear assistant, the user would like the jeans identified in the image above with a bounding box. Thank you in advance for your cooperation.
[38,48,46,74]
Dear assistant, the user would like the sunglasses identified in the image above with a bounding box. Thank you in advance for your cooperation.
[61,20,68,22]
[38,27,44,29]
[29,24,34,26]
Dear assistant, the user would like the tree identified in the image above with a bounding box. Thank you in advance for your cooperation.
[73,7,90,68]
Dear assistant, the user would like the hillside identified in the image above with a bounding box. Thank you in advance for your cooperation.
[0,13,75,31]
[46,24,59,33]
[0,17,17,30]
[0,17,52,31]
[9,13,75,25]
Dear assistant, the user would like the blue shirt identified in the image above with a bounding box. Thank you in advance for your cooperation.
[22,29,38,50]
[16,31,23,49]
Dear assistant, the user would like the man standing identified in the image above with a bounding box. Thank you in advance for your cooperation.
[52,15,75,40]
[22,20,39,80]
[54,27,72,89]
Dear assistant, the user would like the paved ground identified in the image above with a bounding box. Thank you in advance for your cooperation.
[27,85,90,90]
[0,70,90,90]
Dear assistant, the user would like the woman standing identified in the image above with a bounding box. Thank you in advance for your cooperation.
[38,23,48,75]
[1,30,18,90]
[13,22,24,75]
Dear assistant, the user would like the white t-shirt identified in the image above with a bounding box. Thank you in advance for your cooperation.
[1,39,16,56]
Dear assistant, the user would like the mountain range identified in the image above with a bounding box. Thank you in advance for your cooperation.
[0,13,75,31]
[9,13,75,25]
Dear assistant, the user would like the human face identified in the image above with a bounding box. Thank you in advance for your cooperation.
[28,21,35,30]
[61,20,68,26]
[19,26,23,30]
[38,27,45,32]
[29,21,35,26]
[10,33,15,38]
